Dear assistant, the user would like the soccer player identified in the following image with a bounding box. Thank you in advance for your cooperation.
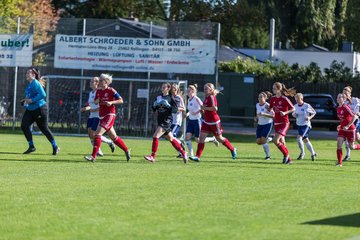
[189,83,237,162]
[267,82,295,164]
[292,93,317,161]
[144,82,188,164]
[84,73,130,162]
[21,67,59,155]
[185,84,219,157]
[255,91,274,160]
[342,86,360,162]
[80,76,115,157]
[170,83,186,158]
[336,93,360,167]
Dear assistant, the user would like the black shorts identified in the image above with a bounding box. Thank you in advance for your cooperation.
[158,119,172,135]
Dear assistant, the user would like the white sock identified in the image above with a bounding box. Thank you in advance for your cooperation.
[205,136,215,143]
[101,136,113,145]
[305,141,315,155]
[345,141,351,157]
[263,143,270,157]
[297,137,305,155]
[186,140,194,156]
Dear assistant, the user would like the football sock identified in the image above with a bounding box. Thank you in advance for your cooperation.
[305,141,315,155]
[171,139,185,155]
[337,149,342,164]
[151,137,159,157]
[297,137,304,154]
[186,140,194,156]
[113,136,128,152]
[91,135,102,158]
[263,143,270,157]
[196,142,205,158]
[101,136,113,144]
[204,136,215,143]
[345,140,351,157]
[276,142,289,157]
[222,138,234,151]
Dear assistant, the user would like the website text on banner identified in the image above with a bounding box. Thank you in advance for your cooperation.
[54,35,216,74]
[0,34,33,67]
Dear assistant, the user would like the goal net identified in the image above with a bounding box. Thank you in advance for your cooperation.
[41,75,187,138]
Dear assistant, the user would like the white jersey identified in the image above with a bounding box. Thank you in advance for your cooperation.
[88,90,99,118]
[293,102,316,127]
[256,102,273,125]
[346,97,360,114]
[172,95,185,125]
[187,96,203,120]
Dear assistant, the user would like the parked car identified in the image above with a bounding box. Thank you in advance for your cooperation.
[302,94,338,131]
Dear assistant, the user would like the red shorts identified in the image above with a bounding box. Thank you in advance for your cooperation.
[338,129,356,143]
[99,114,115,132]
[274,122,290,136]
[201,122,223,136]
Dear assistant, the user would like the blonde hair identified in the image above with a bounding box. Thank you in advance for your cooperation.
[38,77,46,88]
[171,83,181,95]
[343,86,352,93]
[204,83,220,96]
[273,82,296,97]
[91,76,99,83]
[295,93,303,99]
[100,73,113,84]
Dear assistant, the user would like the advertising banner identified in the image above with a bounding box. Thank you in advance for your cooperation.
[0,34,33,67]
[54,34,216,74]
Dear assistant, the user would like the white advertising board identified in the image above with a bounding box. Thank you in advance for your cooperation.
[0,34,33,67]
[54,34,216,74]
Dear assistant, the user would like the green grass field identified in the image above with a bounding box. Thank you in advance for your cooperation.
[0,133,359,240]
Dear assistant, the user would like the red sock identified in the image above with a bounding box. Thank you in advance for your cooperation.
[171,139,185,155]
[222,138,234,151]
[151,138,159,157]
[113,136,128,152]
[196,142,205,158]
[91,135,102,158]
[276,142,289,156]
[337,149,342,164]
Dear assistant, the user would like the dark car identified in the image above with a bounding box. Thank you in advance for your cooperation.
[302,94,338,130]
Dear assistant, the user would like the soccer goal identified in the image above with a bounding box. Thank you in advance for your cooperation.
[43,75,188,137]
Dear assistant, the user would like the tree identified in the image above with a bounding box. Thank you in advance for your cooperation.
[344,0,360,51]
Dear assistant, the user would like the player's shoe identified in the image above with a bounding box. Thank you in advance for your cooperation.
[231,148,237,159]
[23,146,36,154]
[265,156,271,160]
[336,162,343,167]
[189,156,200,162]
[109,142,115,153]
[176,153,182,158]
[297,153,305,160]
[181,152,189,164]
[52,146,60,155]
[311,153,317,161]
[267,137,273,142]
[282,156,286,164]
[343,155,350,161]
[97,149,104,157]
[125,149,131,162]
[213,139,220,147]
[285,157,292,165]
[84,155,95,162]
[144,155,155,163]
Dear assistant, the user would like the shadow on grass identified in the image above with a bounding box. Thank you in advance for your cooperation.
[303,213,360,227]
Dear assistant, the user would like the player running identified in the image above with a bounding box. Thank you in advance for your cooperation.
[292,93,317,161]
[84,73,130,162]
[267,82,295,164]
[189,83,236,162]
